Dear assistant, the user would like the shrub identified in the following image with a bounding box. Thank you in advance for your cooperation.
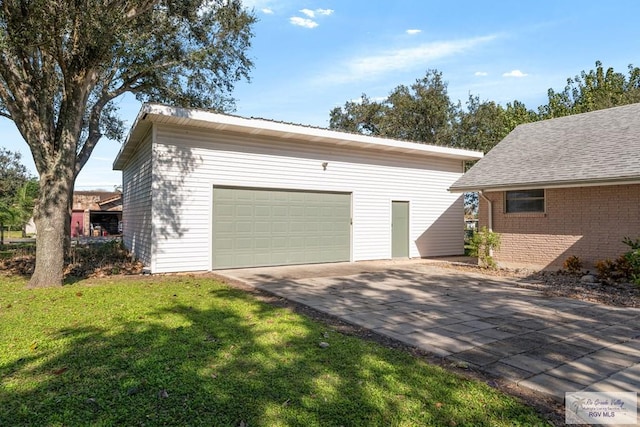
[622,237,640,285]
[595,259,616,282]
[562,255,583,275]
[465,226,501,269]
[1,239,142,279]
[65,239,141,278]
[595,237,640,285]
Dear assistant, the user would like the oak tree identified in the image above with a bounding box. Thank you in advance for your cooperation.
[539,61,640,118]
[0,0,255,287]
[330,70,456,145]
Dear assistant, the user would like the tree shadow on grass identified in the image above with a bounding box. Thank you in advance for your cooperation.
[0,283,543,426]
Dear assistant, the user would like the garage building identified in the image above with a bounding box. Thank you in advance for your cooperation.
[113,104,482,273]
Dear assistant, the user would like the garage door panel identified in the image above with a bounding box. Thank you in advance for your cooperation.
[272,237,287,248]
[273,206,287,216]
[289,236,305,248]
[213,187,351,269]
[290,222,305,233]
[289,206,305,217]
[254,222,271,233]
[216,238,234,250]
[254,206,271,217]
[235,222,253,233]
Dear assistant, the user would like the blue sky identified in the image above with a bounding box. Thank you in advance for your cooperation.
[2,0,640,189]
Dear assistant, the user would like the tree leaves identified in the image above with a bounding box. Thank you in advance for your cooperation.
[329,69,534,154]
[0,0,256,286]
[0,148,37,241]
[539,60,640,119]
[330,61,639,156]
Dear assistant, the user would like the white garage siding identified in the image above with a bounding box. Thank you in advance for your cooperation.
[121,132,153,268]
[146,124,467,273]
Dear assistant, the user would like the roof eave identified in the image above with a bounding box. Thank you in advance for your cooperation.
[449,176,640,193]
[113,106,154,170]
[114,103,483,170]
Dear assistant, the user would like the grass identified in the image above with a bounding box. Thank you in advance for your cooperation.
[1,230,30,240]
[0,274,549,426]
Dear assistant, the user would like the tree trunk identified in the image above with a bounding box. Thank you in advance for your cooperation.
[28,174,74,288]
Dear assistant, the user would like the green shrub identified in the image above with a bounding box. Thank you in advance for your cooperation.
[595,237,640,285]
[465,226,501,269]
[622,237,640,285]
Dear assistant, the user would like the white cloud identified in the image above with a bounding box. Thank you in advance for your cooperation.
[318,35,498,84]
[291,8,333,28]
[316,8,334,16]
[290,16,318,28]
[241,0,273,10]
[502,69,528,77]
[406,29,422,35]
[261,7,274,14]
[300,8,315,18]
[474,71,488,76]
[299,8,334,18]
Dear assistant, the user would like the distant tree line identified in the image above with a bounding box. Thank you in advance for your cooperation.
[0,148,38,243]
[329,61,640,212]
[329,61,640,155]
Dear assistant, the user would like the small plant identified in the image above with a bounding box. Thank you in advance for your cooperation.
[562,255,583,275]
[595,259,616,282]
[622,237,640,285]
[595,237,640,285]
[465,226,501,269]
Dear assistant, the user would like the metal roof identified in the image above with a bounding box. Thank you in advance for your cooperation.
[113,103,483,170]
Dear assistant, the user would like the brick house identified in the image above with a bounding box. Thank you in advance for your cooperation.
[449,103,640,270]
[71,191,122,237]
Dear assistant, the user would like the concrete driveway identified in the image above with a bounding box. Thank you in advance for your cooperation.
[216,259,640,402]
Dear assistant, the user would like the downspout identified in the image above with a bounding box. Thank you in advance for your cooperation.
[478,190,493,258]
[478,190,493,232]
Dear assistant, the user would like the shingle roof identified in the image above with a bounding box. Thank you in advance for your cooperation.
[449,102,640,192]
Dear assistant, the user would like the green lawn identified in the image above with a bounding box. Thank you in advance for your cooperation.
[0,274,549,426]
[1,230,29,240]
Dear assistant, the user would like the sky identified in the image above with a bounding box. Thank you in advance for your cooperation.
[2,0,640,189]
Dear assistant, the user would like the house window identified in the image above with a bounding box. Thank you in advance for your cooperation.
[505,189,545,213]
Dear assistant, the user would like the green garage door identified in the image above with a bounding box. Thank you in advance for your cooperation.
[213,187,351,269]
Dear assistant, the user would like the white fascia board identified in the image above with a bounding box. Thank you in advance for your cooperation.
[449,177,640,193]
[114,103,483,169]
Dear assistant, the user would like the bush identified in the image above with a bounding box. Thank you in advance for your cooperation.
[1,239,142,279]
[65,239,142,278]
[622,237,640,285]
[562,255,583,275]
[595,237,640,285]
[595,259,616,282]
[465,226,501,269]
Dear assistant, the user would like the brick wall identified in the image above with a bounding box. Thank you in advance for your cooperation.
[478,184,640,269]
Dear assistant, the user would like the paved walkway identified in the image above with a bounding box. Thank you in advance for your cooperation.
[217,260,640,402]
